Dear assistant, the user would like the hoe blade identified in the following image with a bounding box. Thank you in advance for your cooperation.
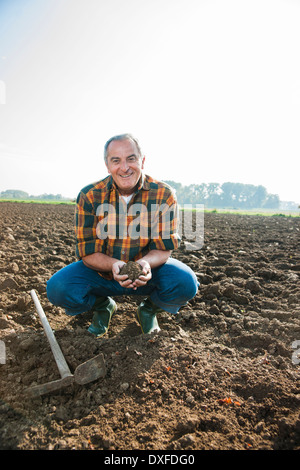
[74,353,106,385]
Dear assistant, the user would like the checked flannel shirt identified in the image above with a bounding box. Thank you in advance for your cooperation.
[75,174,180,277]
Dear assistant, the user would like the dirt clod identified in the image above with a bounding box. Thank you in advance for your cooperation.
[119,261,143,281]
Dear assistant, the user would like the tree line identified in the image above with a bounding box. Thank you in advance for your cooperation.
[0,189,69,201]
[0,183,293,209]
[163,181,280,209]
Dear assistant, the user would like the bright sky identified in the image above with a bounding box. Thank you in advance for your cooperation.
[0,0,299,203]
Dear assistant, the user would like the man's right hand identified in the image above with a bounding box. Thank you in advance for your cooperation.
[112,261,136,289]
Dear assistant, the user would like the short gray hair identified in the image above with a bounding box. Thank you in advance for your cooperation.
[104,133,143,163]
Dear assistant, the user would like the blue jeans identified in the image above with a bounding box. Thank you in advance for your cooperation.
[46,258,199,316]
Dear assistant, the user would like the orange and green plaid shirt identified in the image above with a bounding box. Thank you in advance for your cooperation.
[75,174,180,269]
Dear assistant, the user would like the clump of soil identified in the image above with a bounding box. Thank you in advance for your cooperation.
[0,202,300,450]
[120,261,143,281]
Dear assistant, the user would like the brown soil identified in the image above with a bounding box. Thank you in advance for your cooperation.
[120,261,144,281]
[0,202,300,450]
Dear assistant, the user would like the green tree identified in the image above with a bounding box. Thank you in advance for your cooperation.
[0,189,29,199]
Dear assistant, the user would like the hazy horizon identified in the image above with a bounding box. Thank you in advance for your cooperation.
[0,178,298,205]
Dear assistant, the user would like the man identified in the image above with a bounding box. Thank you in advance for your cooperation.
[46,134,199,336]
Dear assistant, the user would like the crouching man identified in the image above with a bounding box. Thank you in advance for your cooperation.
[47,134,199,336]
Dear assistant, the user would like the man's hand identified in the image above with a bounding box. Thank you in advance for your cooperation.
[133,259,152,289]
[112,259,152,290]
[84,250,170,290]
[112,260,133,288]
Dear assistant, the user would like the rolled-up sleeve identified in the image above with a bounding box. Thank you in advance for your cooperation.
[148,192,181,251]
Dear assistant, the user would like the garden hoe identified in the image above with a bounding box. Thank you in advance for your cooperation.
[27,289,106,397]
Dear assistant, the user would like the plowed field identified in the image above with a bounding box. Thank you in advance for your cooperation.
[0,202,300,450]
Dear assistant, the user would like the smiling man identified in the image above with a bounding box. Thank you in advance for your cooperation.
[47,134,199,336]
[105,136,145,196]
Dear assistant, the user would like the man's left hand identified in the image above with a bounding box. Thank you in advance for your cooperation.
[133,259,152,289]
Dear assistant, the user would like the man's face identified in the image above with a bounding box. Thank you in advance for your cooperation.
[105,138,145,196]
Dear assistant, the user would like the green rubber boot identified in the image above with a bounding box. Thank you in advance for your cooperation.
[88,297,117,338]
[136,298,163,334]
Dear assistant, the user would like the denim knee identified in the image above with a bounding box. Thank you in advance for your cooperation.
[177,267,199,301]
[46,274,66,307]
[150,259,199,313]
